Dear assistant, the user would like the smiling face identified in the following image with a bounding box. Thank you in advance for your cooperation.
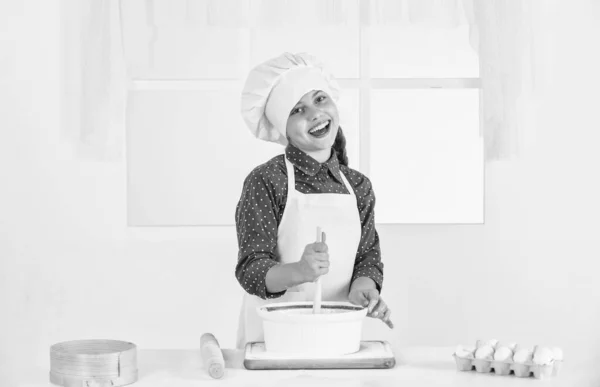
[285,90,339,154]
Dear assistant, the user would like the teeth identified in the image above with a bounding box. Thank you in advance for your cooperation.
[309,121,329,134]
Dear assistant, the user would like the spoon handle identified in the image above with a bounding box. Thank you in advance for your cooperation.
[313,227,323,314]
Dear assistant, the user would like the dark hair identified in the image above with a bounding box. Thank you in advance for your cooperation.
[332,126,349,167]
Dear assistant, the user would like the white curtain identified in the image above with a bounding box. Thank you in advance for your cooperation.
[61,0,126,161]
[466,0,554,160]
[66,0,553,161]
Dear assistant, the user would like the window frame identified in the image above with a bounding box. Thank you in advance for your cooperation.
[126,0,483,225]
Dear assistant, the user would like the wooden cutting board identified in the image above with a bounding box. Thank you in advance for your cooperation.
[244,341,396,370]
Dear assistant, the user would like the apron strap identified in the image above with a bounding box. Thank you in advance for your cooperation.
[284,155,297,199]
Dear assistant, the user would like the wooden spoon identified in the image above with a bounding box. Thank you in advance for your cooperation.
[313,227,324,314]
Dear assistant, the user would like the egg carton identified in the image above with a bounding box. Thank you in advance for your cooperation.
[452,340,563,380]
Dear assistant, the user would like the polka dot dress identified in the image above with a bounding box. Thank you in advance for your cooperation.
[235,144,384,300]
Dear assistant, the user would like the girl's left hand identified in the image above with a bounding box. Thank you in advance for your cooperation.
[348,288,394,329]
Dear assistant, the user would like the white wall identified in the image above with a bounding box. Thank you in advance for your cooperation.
[2,0,600,385]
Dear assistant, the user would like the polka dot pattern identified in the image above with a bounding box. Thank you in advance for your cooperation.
[235,143,384,300]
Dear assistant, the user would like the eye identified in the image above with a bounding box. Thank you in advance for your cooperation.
[290,107,303,116]
[316,95,327,103]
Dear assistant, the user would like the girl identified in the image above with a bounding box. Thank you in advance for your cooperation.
[236,52,392,349]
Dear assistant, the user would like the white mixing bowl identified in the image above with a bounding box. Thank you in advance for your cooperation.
[256,301,367,356]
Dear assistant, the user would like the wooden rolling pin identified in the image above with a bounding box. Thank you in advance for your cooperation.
[200,333,225,379]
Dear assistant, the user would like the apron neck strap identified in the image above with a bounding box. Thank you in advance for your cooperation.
[284,155,297,198]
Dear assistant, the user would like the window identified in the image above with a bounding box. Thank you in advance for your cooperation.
[122,0,483,226]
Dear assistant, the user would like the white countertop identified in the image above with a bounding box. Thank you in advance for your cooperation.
[10,346,597,387]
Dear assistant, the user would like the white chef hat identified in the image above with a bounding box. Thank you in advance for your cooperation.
[240,52,341,145]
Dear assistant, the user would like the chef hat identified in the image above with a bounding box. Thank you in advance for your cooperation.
[240,52,341,145]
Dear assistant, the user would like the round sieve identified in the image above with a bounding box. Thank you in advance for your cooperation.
[49,339,137,387]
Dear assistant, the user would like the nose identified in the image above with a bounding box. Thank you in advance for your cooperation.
[306,105,325,122]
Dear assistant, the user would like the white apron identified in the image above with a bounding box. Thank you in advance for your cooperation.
[235,156,362,349]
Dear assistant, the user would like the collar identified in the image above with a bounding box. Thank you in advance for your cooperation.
[285,143,344,184]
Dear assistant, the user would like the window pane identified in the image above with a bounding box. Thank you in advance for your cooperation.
[251,26,359,78]
[369,89,483,224]
[120,0,248,79]
[127,86,282,226]
[369,25,479,78]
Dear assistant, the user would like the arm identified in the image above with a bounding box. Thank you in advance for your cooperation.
[350,174,384,293]
[265,262,306,293]
[235,166,290,299]
[350,276,377,292]
[235,164,327,298]
[347,173,393,328]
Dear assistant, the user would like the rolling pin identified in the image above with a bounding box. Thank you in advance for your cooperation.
[200,333,225,379]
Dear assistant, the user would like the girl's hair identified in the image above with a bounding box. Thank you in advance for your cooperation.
[332,126,349,167]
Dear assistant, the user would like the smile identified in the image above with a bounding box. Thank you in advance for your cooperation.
[308,120,331,138]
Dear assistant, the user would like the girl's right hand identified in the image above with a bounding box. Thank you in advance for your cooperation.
[295,241,329,283]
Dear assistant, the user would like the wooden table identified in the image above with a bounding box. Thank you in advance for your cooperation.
[9,346,596,386]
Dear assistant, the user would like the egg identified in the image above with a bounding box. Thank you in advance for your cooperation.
[493,346,514,362]
[496,341,516,351]
[507,342,517,351]
[513,348,533,364]
[514,344,528,352]
[533,347,554,365]
[475,345,495,360]
[476,339,499,348]
[551,347,564,361]
[455,345,475,359]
